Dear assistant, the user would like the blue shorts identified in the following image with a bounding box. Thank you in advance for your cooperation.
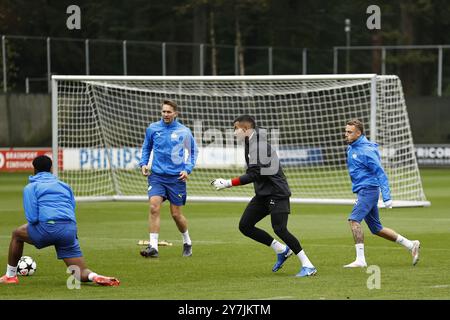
[348,187,383,234]
[147,173,187,206]
[27,221,83,259]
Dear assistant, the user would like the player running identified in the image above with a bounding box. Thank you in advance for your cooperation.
[139,99,198,258]
[343,119,421,268]
[0,155,120,285]
[211,115,317,277]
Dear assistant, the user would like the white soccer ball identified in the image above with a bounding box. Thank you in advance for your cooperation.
[17,256,37,276]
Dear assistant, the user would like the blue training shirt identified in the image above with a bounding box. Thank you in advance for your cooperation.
[23,172,76,224]
[346,135,391,202]
[139,118,198,175]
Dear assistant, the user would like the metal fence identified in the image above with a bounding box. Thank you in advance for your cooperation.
[1,35,315,94]
[333,45,450,96]
[1,34,449,96]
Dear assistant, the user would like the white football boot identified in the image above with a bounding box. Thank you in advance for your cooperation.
[411,240,421,266]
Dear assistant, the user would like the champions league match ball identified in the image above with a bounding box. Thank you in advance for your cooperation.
[17,256,37,276]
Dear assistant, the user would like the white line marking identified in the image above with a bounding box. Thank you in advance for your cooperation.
[430,285,449,288]
[1,235,449,252]
[254,296,294,300]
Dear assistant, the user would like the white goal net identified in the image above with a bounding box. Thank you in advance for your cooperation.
[52,75,429,207]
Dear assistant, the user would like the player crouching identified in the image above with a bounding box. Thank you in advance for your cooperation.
[0,155,119,286]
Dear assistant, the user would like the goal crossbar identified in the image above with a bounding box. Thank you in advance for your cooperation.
[52,74,378,81]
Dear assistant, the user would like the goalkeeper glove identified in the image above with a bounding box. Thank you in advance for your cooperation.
[384,199,393,209]
[211,178,232,190]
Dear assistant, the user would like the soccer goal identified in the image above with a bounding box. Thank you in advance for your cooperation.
[52,74,430,207]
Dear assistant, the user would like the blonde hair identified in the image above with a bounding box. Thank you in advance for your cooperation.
[346,119,364,134]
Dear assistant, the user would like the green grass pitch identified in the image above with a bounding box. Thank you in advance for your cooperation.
[0,169,449,300]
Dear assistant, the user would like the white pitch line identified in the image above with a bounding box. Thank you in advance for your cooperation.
[308,243,450,251]
[0,235,230,244]
[2,235,450,251]
[430,285,449,288]
[253,296,295,300]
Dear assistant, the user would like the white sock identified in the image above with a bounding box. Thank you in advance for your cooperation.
[270,239,286,254]
[88,272,98,282]
[355,243,366,263]
[396,234,414,250]
[6,264,17,278]
[150,233,159,251]
[182,230,192,245]
[297,250,314,268]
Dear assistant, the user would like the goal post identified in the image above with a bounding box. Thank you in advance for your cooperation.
[51,74,430,207]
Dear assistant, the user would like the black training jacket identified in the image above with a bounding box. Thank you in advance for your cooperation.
[238,128,291,199]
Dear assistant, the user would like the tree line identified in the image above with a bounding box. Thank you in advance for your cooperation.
[1,0,450,95]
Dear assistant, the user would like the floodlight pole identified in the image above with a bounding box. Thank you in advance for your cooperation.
[438,46,443,97]
[345,19,351,74]
[47,37,51,93]
[2,35,6,93]
[123,40,127,75]
[370,75,377,141]
[85,39,90,75]
[302,48,307,74]
[162,42,166,76]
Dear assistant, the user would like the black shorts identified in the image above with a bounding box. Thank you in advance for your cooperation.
[245,196,290,217]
